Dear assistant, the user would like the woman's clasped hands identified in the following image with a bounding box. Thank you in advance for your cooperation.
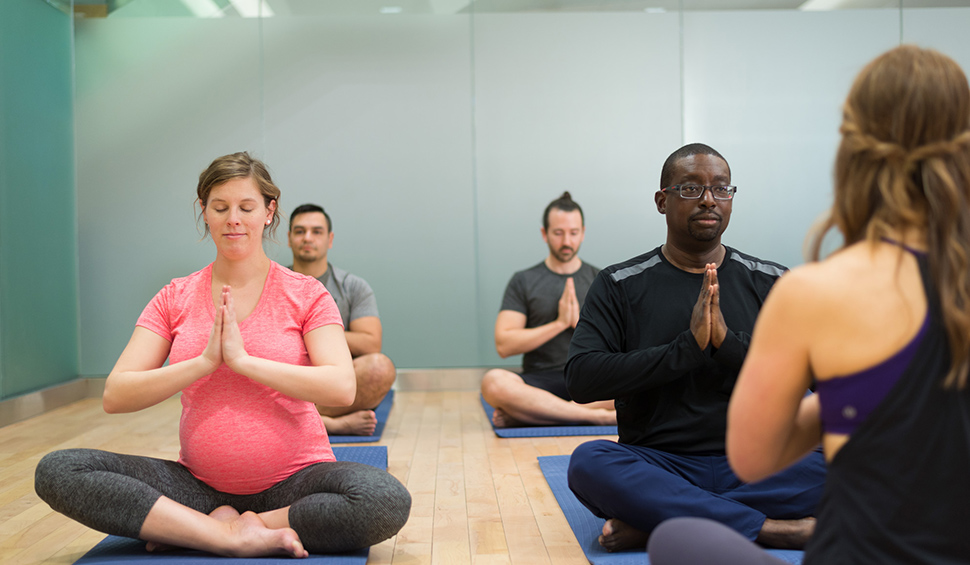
[201,285,250,373]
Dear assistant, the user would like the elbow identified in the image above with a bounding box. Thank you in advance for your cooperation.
[101,383,126,414]
[335,390,355,407]
[494,335,516,359]
[102,397,120,414]
[563,359,597,404]
[729,458,772,484]
[726,438,774,483]
[566,387,597,405]
[334,367,357,406]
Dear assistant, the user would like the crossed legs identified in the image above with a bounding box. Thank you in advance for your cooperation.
[567,440,824,552]
[35,448,411,556]
[480,368,616,427]
[319,353,396,435]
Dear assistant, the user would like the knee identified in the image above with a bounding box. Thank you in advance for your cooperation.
[34,451,61,502]
[480,369,513,402]
[363,472,411,542]
[34,449,87,506]
[567,440,616,490]
[647,518,699,563]
[356,354,396,391]
[295,467,411,553]
[648,517,753,564]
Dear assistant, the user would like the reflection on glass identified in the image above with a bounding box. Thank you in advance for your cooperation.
[94,0,970,18]
[105,0,273,17]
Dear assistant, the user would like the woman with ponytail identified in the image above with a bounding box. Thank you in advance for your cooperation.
[647,45,970,564]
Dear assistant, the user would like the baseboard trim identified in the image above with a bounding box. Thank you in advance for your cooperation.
[0,368,515,428]
[396,368,495,391]
[0,378,105,428]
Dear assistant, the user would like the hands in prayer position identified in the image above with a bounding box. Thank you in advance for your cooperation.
[557,278,581,330]
[690,263,728,349]
[202,285,250,373]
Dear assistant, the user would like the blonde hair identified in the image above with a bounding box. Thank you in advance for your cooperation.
[196,152,282,238]
[811,45,970,388]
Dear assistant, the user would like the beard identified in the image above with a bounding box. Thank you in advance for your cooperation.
[294,246,324,262]
[549,245,578,264]
[687,223,721,241]
[687,213,723,242]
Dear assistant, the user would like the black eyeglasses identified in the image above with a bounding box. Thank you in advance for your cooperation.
[661,185,737,200]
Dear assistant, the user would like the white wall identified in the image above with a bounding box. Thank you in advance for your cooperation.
[74,7,970,375]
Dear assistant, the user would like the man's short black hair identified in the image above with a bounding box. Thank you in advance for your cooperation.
[543,191,584,231]
[660,143,730,189]
[289,203,332,232]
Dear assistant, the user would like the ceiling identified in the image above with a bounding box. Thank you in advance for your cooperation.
[65,0,970,18]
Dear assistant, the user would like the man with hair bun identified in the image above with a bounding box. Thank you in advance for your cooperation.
[480,192,615,428]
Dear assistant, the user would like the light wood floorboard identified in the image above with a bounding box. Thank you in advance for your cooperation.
[0,390,616,564]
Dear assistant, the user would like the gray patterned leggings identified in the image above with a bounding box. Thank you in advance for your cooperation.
[35,448,411,554]
[647,517,791,565]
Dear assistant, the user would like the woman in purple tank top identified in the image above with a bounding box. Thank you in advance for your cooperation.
[649,45,970,565]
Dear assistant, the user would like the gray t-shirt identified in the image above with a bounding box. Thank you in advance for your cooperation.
[289,264,379,328]
[500,260,599,374]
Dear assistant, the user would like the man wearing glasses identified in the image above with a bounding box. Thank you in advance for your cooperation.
[564,144,826,553]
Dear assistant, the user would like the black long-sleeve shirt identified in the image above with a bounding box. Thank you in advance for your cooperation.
[566,245,784,454]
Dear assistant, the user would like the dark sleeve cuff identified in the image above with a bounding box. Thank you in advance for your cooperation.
[712,330,747,370]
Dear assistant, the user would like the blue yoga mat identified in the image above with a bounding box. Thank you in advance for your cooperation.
[537,455,804,565]
[72,446,387,565]
[328,390,394,444]
[480,395,618,438]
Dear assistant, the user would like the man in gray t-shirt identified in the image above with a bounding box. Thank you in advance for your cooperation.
[288,204,395,436]
[481,192,615,428]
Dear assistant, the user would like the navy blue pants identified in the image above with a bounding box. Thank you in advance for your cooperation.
[567,440,826,540]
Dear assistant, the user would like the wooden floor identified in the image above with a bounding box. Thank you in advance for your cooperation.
[0,390,616,564]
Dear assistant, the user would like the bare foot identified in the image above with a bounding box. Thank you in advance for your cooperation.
[322,410,378,435]
[756,517,816,549]
[599,518,649,552]
[491,407,525,428]
[224,511,308,558]
[209,505,241,523]
[146,506,242,553]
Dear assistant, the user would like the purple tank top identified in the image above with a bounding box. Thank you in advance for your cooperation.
[817,240,929,435]
[817,313,929,434]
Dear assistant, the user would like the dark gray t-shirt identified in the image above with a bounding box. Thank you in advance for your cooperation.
[500,260,599,374]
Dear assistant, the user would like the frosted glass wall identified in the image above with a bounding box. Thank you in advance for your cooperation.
[0,0,78,399]
[74,4,970,375]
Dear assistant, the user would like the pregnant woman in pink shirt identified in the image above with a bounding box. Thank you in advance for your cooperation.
[35,152,410,558]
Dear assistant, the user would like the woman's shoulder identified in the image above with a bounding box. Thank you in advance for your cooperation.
[268,262,331,305]
[770,244,887,317]
[155,264,212,297]
[766,256,856,314]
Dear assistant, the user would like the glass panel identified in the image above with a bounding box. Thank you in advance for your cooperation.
[682,8,898,267]
[261,11,479,367]
[472,11,681,365]
[902,2,970,73]
[0,0,78,397]
[74,11,264,372]
[70,0,970,373]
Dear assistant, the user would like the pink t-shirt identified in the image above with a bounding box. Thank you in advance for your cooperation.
[136,261,343,494]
